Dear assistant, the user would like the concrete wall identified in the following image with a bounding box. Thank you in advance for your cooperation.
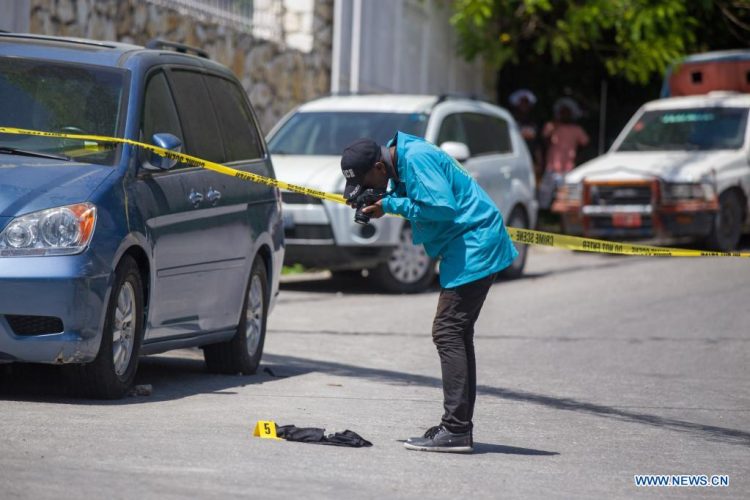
[24,0,333,134]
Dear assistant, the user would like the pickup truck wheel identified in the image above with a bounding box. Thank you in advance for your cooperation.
[71,255,144,399]
[706,191,743,251]
[372,224,435,293]
[499,207,529,280]
[203,258,268,374]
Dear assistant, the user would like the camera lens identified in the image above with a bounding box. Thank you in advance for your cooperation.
[354,209,370,225]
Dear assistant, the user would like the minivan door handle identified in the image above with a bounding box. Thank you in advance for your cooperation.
[188,189,203,207]
[206,187,222,205]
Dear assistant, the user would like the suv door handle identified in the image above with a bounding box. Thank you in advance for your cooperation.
[206,187,222,205]
[188,189,203,207]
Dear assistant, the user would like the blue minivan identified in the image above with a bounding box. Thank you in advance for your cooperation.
[0,34,284,398]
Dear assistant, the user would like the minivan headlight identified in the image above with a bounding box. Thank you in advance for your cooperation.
[0,203,97,257]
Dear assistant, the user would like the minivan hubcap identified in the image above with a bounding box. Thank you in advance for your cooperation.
[112,282,136,376]
[246,274,264,356]
[388,226,430,284]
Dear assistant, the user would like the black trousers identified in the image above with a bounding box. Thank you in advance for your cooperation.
[432,273,496,433]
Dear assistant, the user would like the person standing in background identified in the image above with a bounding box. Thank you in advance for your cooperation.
[539,97,589,210]
[508,89,543,181]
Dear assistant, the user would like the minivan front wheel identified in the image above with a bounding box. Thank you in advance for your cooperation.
[72,255,144,399]
[203,258,268,374]
[371,224,436,293]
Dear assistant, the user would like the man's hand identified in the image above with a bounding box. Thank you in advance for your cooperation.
[362,199,385,219]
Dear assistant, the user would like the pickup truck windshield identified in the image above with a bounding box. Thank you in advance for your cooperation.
[268,111,428,155]
[617,107,748,152]
[0,57,127,165]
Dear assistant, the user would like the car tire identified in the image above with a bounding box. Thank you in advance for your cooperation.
[499,206,529,280]
[71,255,145,399]
[203,258,268,375]
[706,191,743,251]
[371,223,436,293]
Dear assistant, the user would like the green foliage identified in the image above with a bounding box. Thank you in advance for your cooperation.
[450,0,729,85]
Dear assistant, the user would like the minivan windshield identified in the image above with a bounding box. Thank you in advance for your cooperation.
[617,107,748,152]
[0,57,127,165]
[268,111,428,155]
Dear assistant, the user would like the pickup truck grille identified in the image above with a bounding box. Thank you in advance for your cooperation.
[581,181,656,237]
[588,184,653,206]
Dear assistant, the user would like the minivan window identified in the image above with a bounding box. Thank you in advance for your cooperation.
[460,113,512,156]
[205,75,263,162]
[168,69,225,163]
[268,112,428,155]
[0,56,126,165]
[617,107,748,151]
[141,71,184,151]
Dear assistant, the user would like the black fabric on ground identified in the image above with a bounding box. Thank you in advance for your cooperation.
[275,425,372,447]
[324,429,372,447]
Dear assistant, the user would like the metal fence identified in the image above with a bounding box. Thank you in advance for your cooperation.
[146,0,283,42]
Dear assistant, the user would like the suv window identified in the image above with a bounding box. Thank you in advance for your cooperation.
[205,75,263,162]
[268,112,428,155]
[460,113,512,156]
[167,69,225,163]
[141,71,183,149]
[436,113,467,145]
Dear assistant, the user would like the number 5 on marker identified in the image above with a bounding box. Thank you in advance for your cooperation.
[253,420,280,440]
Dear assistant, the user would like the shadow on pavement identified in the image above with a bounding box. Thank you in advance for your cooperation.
[263,353,750,449]
[473,443,559,456]
[3,350,748,450]
[394,439,559,456]
[0,352,297,405]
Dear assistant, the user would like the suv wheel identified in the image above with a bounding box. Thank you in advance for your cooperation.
[71,255,144,399]
[372,224,436,293]
[706,191,743,251]
[500,206,529,280]
[203,258,268,374]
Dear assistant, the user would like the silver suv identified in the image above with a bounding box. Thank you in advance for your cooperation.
[267,94,537,292]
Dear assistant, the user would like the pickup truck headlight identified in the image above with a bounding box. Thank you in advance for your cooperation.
[559,183,582,201]
[0,203,97,257]
[662,182,715,202]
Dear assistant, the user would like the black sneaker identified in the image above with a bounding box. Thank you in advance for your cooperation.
[403,425,473,453]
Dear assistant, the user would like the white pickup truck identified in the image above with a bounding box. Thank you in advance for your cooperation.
[553,92,750,250]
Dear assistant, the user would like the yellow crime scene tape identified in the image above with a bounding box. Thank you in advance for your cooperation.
[1,125,748,258]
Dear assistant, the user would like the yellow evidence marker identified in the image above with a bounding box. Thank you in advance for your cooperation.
[253,420,281,440]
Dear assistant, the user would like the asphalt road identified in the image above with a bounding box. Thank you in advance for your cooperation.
[1,243,749,499]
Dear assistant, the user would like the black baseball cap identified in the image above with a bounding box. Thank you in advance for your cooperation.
[341,138,382,200]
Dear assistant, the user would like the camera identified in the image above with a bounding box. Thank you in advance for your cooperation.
[352,188,386,225]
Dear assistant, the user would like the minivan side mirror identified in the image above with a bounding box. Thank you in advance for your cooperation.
[143,133,183,171]
[440,141,470,162]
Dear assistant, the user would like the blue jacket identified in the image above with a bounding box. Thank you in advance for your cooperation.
[381,132,518,288]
